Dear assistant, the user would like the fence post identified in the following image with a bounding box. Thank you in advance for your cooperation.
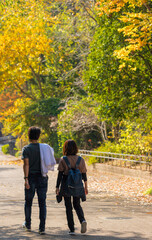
[119,155,121,167]
[107,154,109,165]
[134,156,136,169]
[140,157,142,170]
[129,156,132,168]
[146,160,148,171]
[124,155,126,167]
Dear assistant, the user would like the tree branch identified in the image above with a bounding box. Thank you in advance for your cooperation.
[29,65,45,99]
[143,3,151,12]
[147,44,152,55]
[14,82,36,100]
[81,2,99,25]
[138,53,152,76]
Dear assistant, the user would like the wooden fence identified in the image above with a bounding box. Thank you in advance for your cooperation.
[79,150,152,171]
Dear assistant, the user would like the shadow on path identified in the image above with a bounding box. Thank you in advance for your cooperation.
[0,167,15,172]
[0,226,149,240]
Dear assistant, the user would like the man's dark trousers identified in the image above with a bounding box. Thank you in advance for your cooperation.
[25,173,48,231]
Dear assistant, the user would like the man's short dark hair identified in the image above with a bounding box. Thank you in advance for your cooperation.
[28,126,41,140]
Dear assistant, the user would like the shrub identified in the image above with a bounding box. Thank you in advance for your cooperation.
[15,151,21,158]
[143,188,152,196]
[87,156,100,165]
[2,144,10,154]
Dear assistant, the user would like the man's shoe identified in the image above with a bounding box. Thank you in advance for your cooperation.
[22,222,31,232]
[68,231,75,235]
[39,230,45,235]
[81,220,87,233]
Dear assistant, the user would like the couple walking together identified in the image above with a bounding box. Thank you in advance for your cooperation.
[22,126,88,235]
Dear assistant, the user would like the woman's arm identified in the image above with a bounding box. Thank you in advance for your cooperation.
[82,173,88,195]
[84,181,88,195]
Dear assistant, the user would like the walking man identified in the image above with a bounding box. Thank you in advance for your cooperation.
[22,126,56,234]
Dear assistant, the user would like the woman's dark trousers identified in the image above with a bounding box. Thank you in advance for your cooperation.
[64,196,85,232]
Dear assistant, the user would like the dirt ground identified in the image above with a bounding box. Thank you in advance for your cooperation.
[0,151,152,240]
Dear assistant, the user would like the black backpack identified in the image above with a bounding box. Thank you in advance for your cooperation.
[63,156,85,197]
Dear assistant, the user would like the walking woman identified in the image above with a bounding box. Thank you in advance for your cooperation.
[56,139,88,235]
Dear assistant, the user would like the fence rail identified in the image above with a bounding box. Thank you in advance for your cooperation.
[79,150,152,171]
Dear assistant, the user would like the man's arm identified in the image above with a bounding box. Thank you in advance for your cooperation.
[23,158,30,189]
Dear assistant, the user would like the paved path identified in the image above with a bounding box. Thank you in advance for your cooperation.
[0,152,152,240]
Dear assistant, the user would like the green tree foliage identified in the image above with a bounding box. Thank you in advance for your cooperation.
[84,15,127,122]
[1,0,152,156]
[2,97,64,153]
[88,121,152,165]
[57,98,103,150]
[84,9,152,123]
[0,0,97,153]
[46,0,96,99]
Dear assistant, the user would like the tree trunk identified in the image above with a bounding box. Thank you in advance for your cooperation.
[113,123,120,142]
[100,121,108,142]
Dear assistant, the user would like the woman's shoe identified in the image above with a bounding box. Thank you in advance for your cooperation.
[81,220,87,233]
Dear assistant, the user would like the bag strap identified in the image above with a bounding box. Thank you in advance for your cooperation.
[63,156,71,169]
[76,156,81,168]
[63,156,81,169]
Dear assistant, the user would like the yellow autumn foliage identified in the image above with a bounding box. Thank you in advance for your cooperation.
[97,0,147,15]
[0,0,55,90]
[96,0,152,63]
